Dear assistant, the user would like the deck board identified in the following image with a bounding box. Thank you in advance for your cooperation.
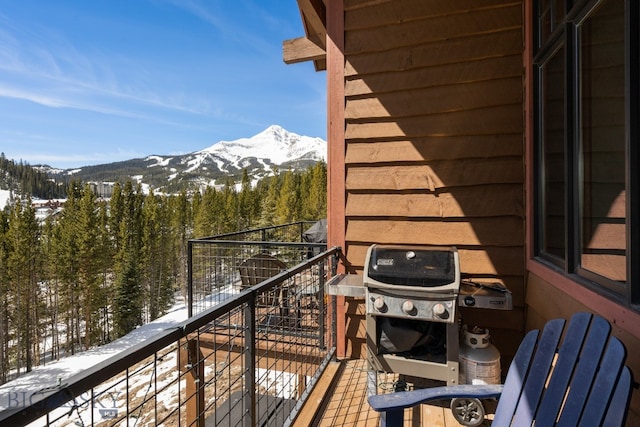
[316,359,466,426]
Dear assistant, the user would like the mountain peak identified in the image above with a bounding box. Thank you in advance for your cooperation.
[199,125,326,164]
[260,124,287,136]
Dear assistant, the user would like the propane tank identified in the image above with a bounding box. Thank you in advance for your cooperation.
[459,325,501,385]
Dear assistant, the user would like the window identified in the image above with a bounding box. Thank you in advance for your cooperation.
[534,0,639,304]
[579,0,626,284]
[540,45,566,263]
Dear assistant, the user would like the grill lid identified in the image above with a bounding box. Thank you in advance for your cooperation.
[365,245,458,288]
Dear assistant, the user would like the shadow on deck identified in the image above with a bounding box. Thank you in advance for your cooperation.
[298,359,472,427]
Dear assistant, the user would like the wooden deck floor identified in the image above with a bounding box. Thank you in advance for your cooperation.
[313,359,469,427]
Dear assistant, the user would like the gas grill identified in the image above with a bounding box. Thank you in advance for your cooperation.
[364,244,461,386]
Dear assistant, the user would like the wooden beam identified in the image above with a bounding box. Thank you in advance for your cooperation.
[326,0,347,358]
[297,0,327,48]
[179,340,205,427]
[195,333,326,370]
[291,361,342,427]
[283,36,326,64]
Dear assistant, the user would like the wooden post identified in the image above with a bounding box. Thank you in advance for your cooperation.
[179,339,205,427]
[297,373,307,399]
[326,0,347,360]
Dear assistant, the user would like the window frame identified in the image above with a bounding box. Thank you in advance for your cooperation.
[533,0,639,307]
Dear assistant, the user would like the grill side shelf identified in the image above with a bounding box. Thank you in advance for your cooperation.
[325,274,365,297]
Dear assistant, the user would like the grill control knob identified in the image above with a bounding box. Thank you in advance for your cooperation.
[373,297,387,312]
[402,300,416,315]
[432,303,448,319]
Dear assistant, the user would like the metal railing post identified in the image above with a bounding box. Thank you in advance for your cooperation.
[331,248,340,357]
[244,293,257,427]
[319,261,326,349]
[188,240,193,318]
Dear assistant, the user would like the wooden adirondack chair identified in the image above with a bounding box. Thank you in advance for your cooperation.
[368,312,634,427]
[238,253,288,305]
[238,253,287,287]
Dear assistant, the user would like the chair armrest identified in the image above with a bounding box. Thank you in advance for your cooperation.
[368,384,504,412]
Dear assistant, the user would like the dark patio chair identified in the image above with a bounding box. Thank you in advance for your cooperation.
[238,253,288,305]
[368,312,634,427]
[238,253,287,285]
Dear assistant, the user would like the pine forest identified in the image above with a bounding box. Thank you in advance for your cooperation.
[0,163,327,384]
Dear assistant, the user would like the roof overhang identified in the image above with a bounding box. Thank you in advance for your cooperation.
[283,0,327,71]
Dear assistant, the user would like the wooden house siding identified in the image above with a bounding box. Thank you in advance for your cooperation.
[339,0,526,359]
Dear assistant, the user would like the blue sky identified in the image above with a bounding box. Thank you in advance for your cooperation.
[0,0,326,169]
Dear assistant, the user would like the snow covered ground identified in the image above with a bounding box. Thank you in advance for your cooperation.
[0,296,189,415]
[0,286,303,426]
[0,189,10,210]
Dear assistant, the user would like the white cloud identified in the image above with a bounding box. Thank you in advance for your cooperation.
[0,85,67,108]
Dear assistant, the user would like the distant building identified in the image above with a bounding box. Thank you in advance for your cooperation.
[89,182,116,198]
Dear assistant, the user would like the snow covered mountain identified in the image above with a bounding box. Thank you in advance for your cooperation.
[44,125,327,192]
[176,125,326,178]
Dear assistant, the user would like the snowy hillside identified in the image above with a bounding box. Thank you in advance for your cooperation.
[0,189,9,210]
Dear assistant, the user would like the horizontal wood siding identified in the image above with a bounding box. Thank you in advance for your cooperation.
[346,185,524,218]
[342,0,525,359]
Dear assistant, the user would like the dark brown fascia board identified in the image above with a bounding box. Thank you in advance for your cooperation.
[282,0,327,70]
[298,0,327,48]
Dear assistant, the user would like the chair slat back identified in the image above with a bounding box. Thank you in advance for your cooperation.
[495,313,632,427]
[602,366,633,427]
[554,315,612,426]
[574,338,627,426]
[492,319,563,426]
[535,312,596,425]
[490,329,538,426]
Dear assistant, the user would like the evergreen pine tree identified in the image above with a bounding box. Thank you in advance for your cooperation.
[40,215,62,361]
[76,184,103,348]
[276,170,300,224]
[113,254,142,336]
[7,197,42,373]
[304,162,327,220]
[109,182,124,256]
[0,209,10,382]
[170,190,191,301]
[54,181,83,354]
[259,172,280,226]
[141,190,173,321]
[221,180,238,233]
[113,181,144,337]
[238,169,260,230]
[194,186,219,237]
[95,199,114,343]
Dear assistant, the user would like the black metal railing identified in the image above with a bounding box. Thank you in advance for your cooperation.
[203,221,320,243]
[0,222,338,427]
[188,221,327,316]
